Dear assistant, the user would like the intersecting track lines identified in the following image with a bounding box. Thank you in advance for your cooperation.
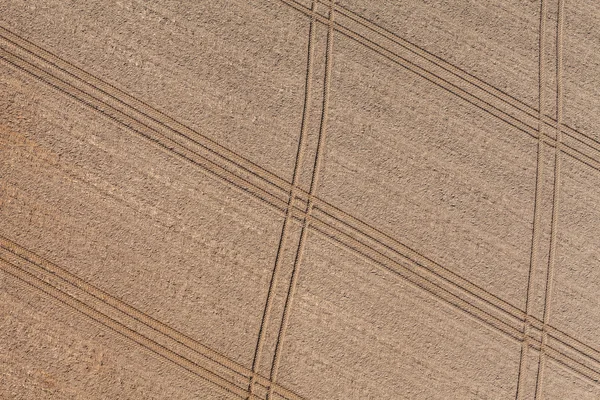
[0,22,518,349]
[266,4,335,399]
[247,2,318,399]
[2,20,600,388]
[0,236,304,400]
[312,0,600,158]
[0,25,585,344]
[276,0,600,174]
[516,1,549,397]
[535,0,566,397]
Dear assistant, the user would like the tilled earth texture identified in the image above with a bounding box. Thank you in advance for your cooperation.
[1,0,600,399]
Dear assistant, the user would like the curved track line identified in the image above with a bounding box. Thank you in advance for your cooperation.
[3,30,532,336]
[0,23,598,335]
[3,44,600,382]
[267,5,335,399]
[248,3,318,398]
[535,1,566,397]
[0,45,539,345]
[2,43,600,382]
[516,1,549,397]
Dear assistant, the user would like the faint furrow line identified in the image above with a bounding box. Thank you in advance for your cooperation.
[1,37,597,381]
[309,0,600,384]
[0,53,298,397]
[275,2,600,365]
[0,236,304,400]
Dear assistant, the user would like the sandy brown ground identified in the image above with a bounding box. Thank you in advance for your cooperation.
[1,0,600,399]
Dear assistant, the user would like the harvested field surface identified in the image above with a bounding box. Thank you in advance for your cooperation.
[1,0,600,399]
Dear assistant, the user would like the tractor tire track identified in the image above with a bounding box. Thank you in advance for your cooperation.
[0,257,250,399]
[0,26,291,203]
[0,25,597,345]
[516,1,550,396]
[266,4,335,399]
[248,2,318,398]
[276,0,600,175]
[314,0,600,156]
[535,0,567,396]
[2,23,600,387]
[0,47,290,217]
[0,237,303,400]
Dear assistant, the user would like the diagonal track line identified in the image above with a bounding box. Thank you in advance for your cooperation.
[0,256,250,399]
[0,25,291,206]
[0,24,521,338]
[314,0,600,157]
[0,236,304,400]
[307,218,600,384]
[1,25,600,386]
[0,24,582,332]
[276,0,600,175]
[0,48,290,216]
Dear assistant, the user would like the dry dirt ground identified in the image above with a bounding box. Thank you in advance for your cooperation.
[1,0,600,399]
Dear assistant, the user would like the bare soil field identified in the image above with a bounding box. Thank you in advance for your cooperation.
[1,0,600,399]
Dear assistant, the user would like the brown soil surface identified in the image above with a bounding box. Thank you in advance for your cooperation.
[1,0,600,399]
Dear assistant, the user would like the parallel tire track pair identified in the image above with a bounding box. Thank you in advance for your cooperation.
[1,15,600,388]
[0,236,302,400]
[283,0,600,173]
